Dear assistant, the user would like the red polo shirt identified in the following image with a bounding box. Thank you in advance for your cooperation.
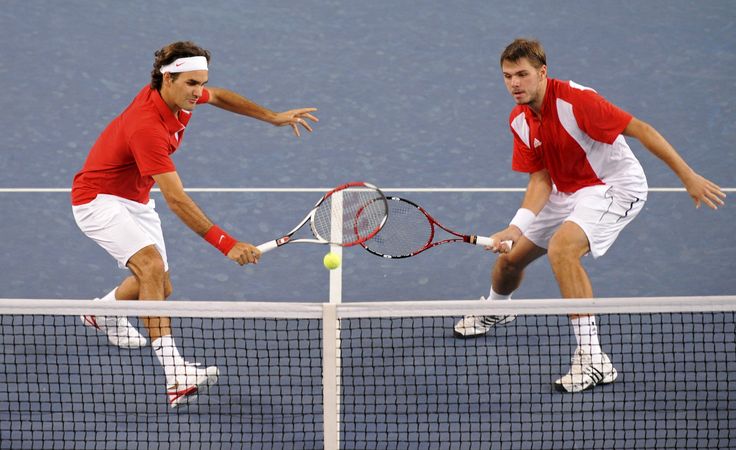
[509,78,646,195]
[71,86,210,205]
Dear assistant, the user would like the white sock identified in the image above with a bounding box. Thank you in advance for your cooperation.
[571,315,603,364]
[90,288,119,329]
[489,288,512,301]
[152,335,185,384]
[99,287,117,302]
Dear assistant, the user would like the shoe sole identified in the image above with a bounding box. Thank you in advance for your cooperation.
[553,368,618,393]
[453,329,489,339]
[453,316,516,339]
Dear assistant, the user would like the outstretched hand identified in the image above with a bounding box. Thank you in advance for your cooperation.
[272,108,319,137]
[684,173,726,209]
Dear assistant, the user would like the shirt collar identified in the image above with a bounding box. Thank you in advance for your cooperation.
[539,78,554,115]
[150,88,185,133]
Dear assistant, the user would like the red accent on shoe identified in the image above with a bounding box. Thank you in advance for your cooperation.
[168,385,199,406]
[83,315,100,330]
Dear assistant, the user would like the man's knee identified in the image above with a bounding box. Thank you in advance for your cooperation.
[547,224,589,268]
[494,254,523,279]
[127,246,166,282]
[494,238,545,278]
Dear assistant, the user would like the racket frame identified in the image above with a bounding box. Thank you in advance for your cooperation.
[361,196,504,259]
[258,182,388,253]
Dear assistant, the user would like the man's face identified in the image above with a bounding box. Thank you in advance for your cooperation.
[162,70,208,112]
[501,58,546,107]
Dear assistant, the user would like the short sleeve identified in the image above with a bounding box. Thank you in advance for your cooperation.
[510,128,544,173]
[129,129,176,176]
[198,87,210,104]
[571,88,632,144]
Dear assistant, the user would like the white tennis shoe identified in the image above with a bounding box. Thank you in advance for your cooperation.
[554,347,618,393]
[80,301,147,349]
[167,362,220,408]
[453,297,516,338]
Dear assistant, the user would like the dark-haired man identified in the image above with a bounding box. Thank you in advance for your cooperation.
[454,38,725,393]
[72,41,318,407]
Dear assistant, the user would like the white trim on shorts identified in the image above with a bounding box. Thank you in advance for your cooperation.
[523,184,645,258]
[72,194,169,271]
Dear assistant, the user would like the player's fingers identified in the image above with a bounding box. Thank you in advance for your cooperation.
[291,107,317,115]
[300,113,319,123]
[291,123,300,137]
[296,118,313,133]
[701,194,719,210]
[710,188,727,204]
[485,242,502,253]
[709,193,726,207]
[243,251,254,264]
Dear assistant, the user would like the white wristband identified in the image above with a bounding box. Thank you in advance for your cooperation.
[509,208,536,234]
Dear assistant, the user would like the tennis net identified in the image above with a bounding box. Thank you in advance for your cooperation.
[0,296,734,449]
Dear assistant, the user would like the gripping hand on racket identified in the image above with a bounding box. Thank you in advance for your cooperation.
[483,170,553,254]
[227,242,261,266]
[487,226,521,254]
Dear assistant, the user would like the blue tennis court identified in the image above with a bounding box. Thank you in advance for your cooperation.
[1,0,734,448]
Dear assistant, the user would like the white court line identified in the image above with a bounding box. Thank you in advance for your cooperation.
[0,187,734,193]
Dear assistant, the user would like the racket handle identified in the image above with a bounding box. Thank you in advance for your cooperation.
[256,241,279,254]
[474,236,513,250]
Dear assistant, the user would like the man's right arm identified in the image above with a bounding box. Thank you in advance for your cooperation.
[152,171,260,265]
[489,169,552,252]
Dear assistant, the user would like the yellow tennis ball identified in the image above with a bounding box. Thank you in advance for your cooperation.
[323,252,341,270]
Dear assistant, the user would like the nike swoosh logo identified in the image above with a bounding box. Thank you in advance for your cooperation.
[175,62,185,67]
[218,235,225,245]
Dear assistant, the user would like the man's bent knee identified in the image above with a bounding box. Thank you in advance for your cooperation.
[494,254,523,279]
[127,245,166,282]
[547,222,590,267]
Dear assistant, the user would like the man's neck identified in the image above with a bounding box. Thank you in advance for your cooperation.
[158,88,181,115]
[529,78,548,117]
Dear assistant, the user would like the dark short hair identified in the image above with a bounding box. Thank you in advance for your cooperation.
[150,41,211,90]
[500,38,546,69]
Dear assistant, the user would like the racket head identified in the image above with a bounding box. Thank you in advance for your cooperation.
[310,182,388,246]
[360,196,436,258]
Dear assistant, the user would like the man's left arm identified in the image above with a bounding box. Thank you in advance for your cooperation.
[623,117,726,209]
[205,86,318,137]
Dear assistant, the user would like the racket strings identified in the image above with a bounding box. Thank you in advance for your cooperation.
[313,187,387,245]
[364,200,432,256]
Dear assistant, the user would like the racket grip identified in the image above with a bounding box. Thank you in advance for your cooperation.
[474,236,513,250]
[256,241,279,254]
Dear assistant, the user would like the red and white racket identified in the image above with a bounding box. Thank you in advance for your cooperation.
[360,196,512,259]
[257,182,388,254]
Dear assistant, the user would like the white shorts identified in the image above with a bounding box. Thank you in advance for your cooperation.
[72,194,169,271]
[524,185,645,258]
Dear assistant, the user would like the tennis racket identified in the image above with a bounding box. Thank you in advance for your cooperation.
[257,182,388,254]
[360,196,512,259]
